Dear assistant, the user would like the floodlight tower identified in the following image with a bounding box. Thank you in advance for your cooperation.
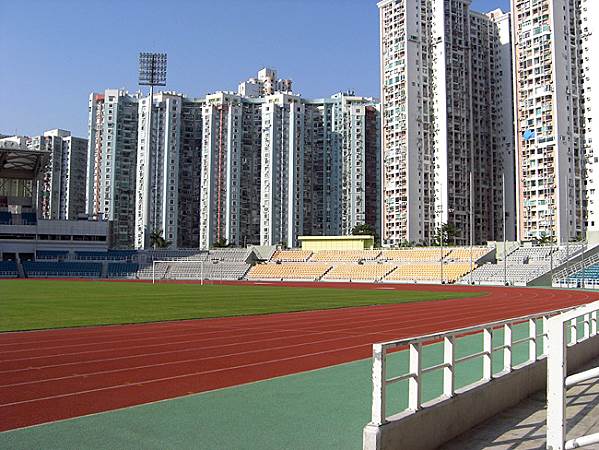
[138,52,167,248]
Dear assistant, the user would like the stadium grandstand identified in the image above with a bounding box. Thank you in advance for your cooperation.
[466,243,590,286]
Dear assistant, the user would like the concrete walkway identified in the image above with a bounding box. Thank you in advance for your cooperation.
[442,357,599,450]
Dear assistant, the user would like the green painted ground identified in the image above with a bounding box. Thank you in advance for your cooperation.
[0,322,548,450]
[0,280,481,331]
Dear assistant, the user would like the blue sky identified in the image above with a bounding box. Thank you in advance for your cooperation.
[0,0,509,137]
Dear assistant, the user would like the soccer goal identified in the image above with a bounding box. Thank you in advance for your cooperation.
[152,259,205,285]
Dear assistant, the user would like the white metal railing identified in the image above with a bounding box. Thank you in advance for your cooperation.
[546,301,599,450]
[552,252,599,284]
[369,307,575,426]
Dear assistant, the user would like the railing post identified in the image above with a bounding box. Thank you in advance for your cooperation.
[504,323,512,372]
[592,311,598,336]
[543,315,550,356]
[443,335,455,398]
[483,327,492,380]
[529,318,537,362]
[409,342,422,411]
[583,313,590,340]
[547,320,567,450]
[569,318,577,345]
[371,344,387,425]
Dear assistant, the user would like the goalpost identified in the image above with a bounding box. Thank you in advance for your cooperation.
[152,259,204,285]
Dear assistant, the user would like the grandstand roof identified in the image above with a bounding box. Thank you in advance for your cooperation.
[0,142,50,180]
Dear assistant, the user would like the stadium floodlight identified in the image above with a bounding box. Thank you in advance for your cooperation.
[138,52,167,86]
[138,52,167,249]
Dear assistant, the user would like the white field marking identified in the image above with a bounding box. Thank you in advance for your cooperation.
[0,304,538,391]
[0,327,357,374]
[0,324,233,348]
[0,291,534,366]
[377,287,395,290]
[0,342,370,407]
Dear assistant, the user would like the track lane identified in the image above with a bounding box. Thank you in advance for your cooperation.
[0,283,596,431]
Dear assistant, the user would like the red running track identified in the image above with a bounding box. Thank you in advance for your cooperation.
[0,282,597,432]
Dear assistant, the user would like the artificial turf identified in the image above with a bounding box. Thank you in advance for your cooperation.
[0,280,483,331]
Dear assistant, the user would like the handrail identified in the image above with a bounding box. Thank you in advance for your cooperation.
[552,251,599,282]
[546,301,599,450]
[369,306,576,426]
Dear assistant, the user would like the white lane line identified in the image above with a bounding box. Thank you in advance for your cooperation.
[0,343,369,408]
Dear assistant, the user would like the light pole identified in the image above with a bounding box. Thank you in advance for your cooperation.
[503,173,507,286]
[138,52,167,249]
[549,205,554,286]
[436,184,444,284]
[469,171,474,285]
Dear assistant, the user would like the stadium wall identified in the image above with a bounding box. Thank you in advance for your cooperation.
[298,235,375,251]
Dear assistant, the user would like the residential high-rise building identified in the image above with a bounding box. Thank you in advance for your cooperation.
[581,0,599,242]
[199,92,244,249]
[238,67,293,98]
[89,69,380,250]
[378,0,515,246]
[512,0,586,243]
[196,71,381,250]
[488,9,517,241]
[28,129,88,220]
[86,89,140,248]
[135,92,203,249]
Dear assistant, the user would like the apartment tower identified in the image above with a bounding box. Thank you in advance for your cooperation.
[379,0,515,246]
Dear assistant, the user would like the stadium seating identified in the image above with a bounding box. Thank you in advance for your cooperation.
[21,212,37,225]
[271,250,313,262]
[208,249,251,262]
[323,263,395,281]
[0,211,11,225]
[310,250,381,262]
[565,263,599,282]
[380,248,449,262]
[147,249,208,261]
[136,263,168,280]
[167,261,250,280]
[446,247,492,262]
[384,263,472,283]
[75,251,135,261]
[107,263,139,278]
[466,262,548,285]
[0,261,18,278]
[246,263,331,281]
[23,261,101,278]
[466,245,587,286]
[36,250,69,260]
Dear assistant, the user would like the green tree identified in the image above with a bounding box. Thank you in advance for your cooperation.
[536,232,555,245]
[352,223,376,236]
[150,229,171,249]
[212,238,230,248]
[433,223,459,246]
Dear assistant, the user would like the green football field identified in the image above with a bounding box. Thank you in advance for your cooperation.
[0,280,482,332]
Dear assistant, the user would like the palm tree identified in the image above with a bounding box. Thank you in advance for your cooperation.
[433,223,459,246]
[536,232,555,246]
[150,229,171,249]
[352,223,376,236]
[212,238,230,248]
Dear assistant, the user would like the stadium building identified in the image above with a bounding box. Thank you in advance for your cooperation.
[1,130,88,222]
[378,0,516,247]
